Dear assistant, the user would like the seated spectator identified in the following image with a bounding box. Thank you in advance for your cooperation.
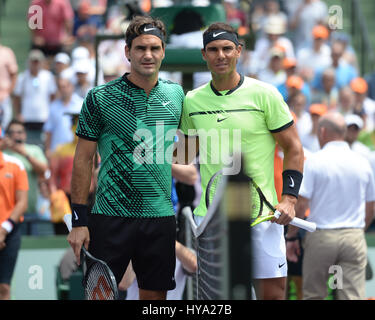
[344,114,371,159]
[53,52,73,79]
[43,76,83,159]
[297,24,331,83]
[249,14,295,75]
[337,86,356,117]
[29,0,75,63]
[312,40,358,91]
[73,0,103,38]
[3,120,48,234]
[288,91,311,138]
[300,103,328,152]
[251,0,288,39]
[72,59,93,98]
[289,0,328,51]
[257,45,287,87]
[277,62,311,106]
[351,77,375,131]
[311,68,338,110]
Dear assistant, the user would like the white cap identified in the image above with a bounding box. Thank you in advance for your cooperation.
[345,114,363,129]
[72,46,90,61]
[73,59,91,74]
[55,52,71,65]
[264,15,287,35]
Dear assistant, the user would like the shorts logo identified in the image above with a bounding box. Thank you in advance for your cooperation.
[278,263,286,268]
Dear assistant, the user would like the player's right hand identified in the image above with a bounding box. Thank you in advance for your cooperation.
[67,226,90,265]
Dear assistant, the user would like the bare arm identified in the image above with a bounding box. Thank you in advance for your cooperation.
[70,138,97,204]
[0,189,28,250]
[175,241,197,274]
[173,130,199,165]
[172,164,198,186]
[67,137,97,264]
[365,201,375,231]
[272,123,304,225]
[12,95,21,120]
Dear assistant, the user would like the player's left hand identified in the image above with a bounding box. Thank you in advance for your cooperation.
[272,194,297,225]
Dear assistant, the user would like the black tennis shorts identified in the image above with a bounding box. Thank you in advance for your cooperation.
[88,214,176,291]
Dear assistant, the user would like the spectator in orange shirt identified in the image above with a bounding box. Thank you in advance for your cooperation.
[0,126,28,300]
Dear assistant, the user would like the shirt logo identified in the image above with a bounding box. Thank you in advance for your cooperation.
[144,26,157,32]
[289,176,295,188]
[4,173,13,178]
[213,31,226,38]
[162,101,171,106]
[217,117,228,123]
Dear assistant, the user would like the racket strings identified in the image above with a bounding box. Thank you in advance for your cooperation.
[208,174,223,208]
[84,262,117,300]
[250,184,262,221]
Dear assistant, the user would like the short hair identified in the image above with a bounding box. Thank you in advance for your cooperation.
[125,15,166,48]
[6,119,25,133]
[204,22,237,35]
[202,22,242,49]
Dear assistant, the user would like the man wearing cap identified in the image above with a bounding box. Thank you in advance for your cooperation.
[43,76,82,161]
[350,77,375,132]
[176,22,304,300]
[67,15,184,300]
[13,49,57,146]
[257,45,287,87]
[286,112,375,300]
[250,15,295,76]
[344,114,371,159]
[296,25,332,82]
[300,103,328,152]
[0,126,28,299]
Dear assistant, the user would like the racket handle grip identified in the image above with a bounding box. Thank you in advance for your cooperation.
[63,214,72,232]
[274,210,316,232]
[290,217,316,232]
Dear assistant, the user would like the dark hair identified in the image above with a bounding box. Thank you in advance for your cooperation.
[203,22,238,38]
[171,9,203,35]
[125,15,166,48]
[6,119,25,133]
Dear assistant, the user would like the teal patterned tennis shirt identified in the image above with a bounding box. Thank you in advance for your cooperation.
[76,74,184,218]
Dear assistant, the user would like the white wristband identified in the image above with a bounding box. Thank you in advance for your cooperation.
[1,220,13,234]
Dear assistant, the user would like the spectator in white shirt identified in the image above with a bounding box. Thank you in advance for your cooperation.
[286,112,375,300]
[43,76,82,160]
[297,25,331,83]
[13,49,57,145]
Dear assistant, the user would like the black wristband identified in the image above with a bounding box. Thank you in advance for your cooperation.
[8,218,16,227]
[71,204,89,227]
[282,169,303,199]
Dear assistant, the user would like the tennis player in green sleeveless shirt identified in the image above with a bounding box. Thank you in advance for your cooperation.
[177,22,304,300]
[67,16,184,300]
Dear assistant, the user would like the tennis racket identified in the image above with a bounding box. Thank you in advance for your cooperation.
[205,170,316,232]
[63,214,119,300]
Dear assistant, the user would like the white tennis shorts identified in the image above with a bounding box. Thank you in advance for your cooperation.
[251,221,287,279]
